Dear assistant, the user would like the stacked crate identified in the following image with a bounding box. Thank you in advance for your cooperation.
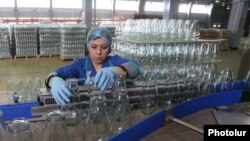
[199,29,219,39]
[217,29,230,51]
[60,24,87,60]
[0,24,12,58]
[14,24,38,57]
[39,23,61,57]
[199,29,231,50]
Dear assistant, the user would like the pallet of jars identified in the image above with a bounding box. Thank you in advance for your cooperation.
[60,24,87,60]
[199,29,230,51]
[39,23,61,57]
[13,54,59,59]
[13,54,40,59]
[37,54,59,59]
[13,24,39,58]
[59,46,85,61]
[0,24,12,59]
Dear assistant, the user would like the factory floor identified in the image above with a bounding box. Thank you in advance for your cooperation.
[0,37,249,93]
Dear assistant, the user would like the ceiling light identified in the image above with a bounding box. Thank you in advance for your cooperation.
[215,0,220,3]
[227,5,230,9]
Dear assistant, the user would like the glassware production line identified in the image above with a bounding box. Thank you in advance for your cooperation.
[1,81,250,141]
[110,89,250,141]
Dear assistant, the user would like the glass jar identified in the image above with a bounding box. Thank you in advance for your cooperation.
[61,78,82,126]
[84,86,111,141]
[140,76,159,116]
[109,75,131,135]
[6,119,33,141]
[43,110,71,141]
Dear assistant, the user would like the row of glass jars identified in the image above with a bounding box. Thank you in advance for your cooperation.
[1,76,130,141]
[115,19,199,42]
[1,69,250,141]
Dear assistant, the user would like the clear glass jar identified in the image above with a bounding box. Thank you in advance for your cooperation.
[109,75,131,135]
[6,119,33,141]
[140,76,159,116]
[61,78,82,126]
[43,110,71,141]
[84,86,111,141]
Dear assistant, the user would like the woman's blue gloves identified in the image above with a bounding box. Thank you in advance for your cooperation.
[50,77,72,105]
[94,67,116,91]
[50,67,116,105]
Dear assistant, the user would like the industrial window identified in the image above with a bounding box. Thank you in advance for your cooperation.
[115,0,138,11]
[0,0,15,7]
[178,3,189,13]
[17,0,50,8]
[96,0,112,10]
[191,4,209,14]
[145,1,163,12]
[53,0,82,9]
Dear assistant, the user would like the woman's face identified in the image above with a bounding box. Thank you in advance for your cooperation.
[88,38,110,65]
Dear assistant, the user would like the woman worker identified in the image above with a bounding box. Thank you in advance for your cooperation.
[45,27,141,105]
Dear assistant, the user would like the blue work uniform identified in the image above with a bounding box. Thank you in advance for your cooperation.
[54,55,129,85]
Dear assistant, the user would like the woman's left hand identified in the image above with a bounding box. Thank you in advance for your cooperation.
[94,67,116,91]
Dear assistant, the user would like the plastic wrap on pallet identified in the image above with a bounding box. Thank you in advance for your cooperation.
[0,23,12,58]
[39,23,61,56]
[13,24,38,57]
[60,24,87,60]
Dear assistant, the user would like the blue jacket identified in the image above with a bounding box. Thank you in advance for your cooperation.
[50,55,140,85]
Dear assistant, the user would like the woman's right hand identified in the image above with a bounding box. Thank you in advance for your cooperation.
[94,67,116,91]
[50,77,72,105]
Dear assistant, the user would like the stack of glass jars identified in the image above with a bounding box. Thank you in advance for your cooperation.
[0,24,12,58]
[115,19,199,42]
[60,24,87,59]
[39,23,61,56]
[9,26,15,56]
[13,24,38,57]
[113,41,220,65]
[113,39,221,82]
[113,19,222,111]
